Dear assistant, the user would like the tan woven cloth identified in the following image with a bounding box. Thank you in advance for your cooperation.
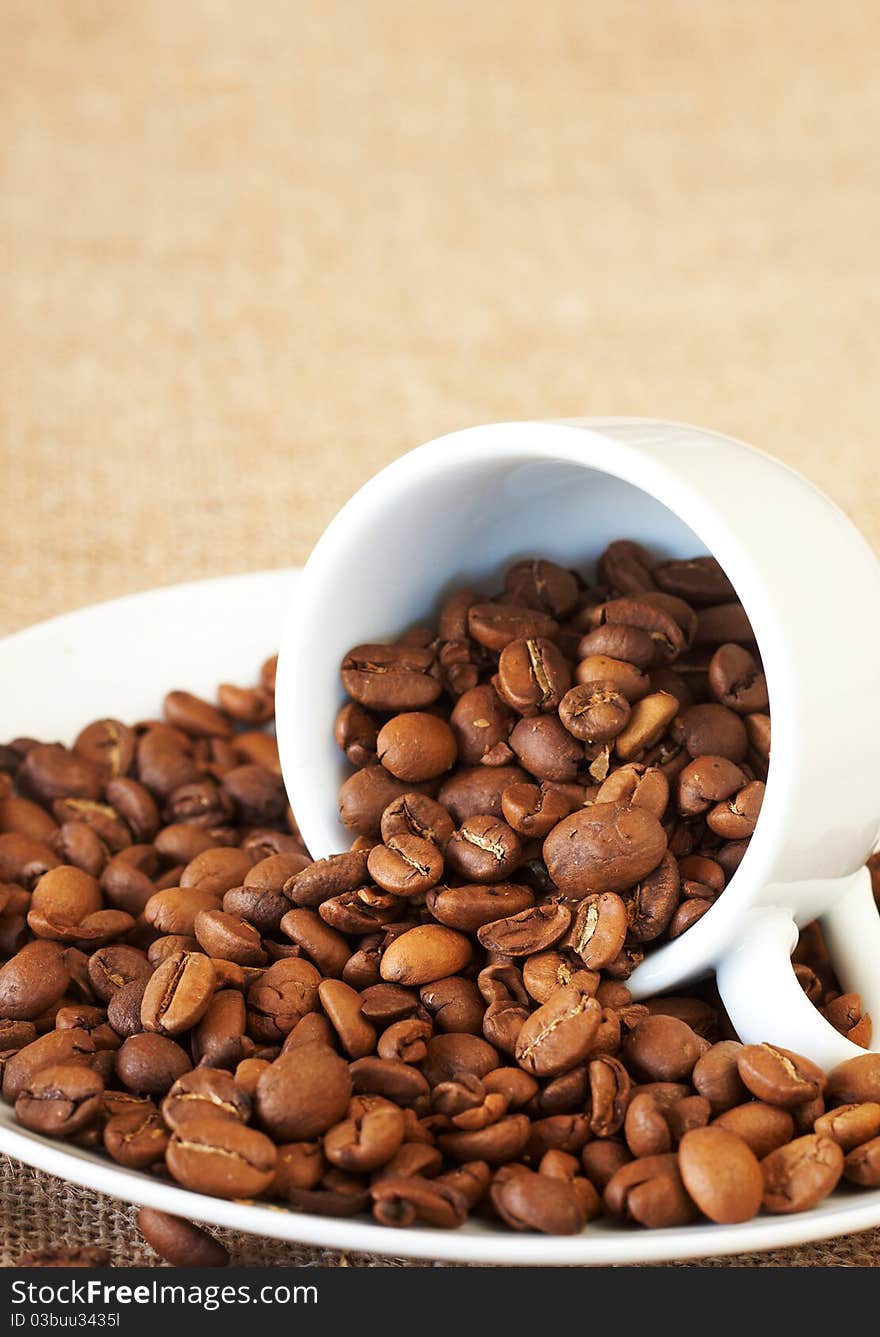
[1,0,878,1266]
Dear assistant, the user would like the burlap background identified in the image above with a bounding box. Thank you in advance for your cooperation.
[2,0,879,1266]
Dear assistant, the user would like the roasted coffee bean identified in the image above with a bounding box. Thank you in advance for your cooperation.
[490,1163,587,1234]
[673,703,748,762]
[380,925,471,986]
[623,1015,707,1083]
[161,1068,249,1130]
[624,1092,672,1158]
[137,1208,229,1267]
[20,745,103,805]
[334,702,379,768]
[116,1033,192,1095]
[569,893,628,970]
[175,844,250,898]
[761,1134,844,1213]
[217,683,273,725]
[438,765,528,824]
[367,836,444,896]
[690,606,748,647]
[419,977,485,1036]
[438,1112,530,1165]
[626,853,680,943]
[107,979,151,1038]
[515,986,601,1077]
[496,638,571,717]
[544,802,667,895]
[581,1139,632,1193]
[708,644,769,714]
[221,765,286,825]
[0,795,58,842]
[194,909,266,965]
[278,908,349,977]
[379,793,454,853]
[0,833,60,886]
[504,560,580,618]
[438,587,478,641]
[319,887,400,934]
[15,1063,104,1137]
[167,1116,276,1198]
[286,850,370,908]
[104,1106,169,1168]
[317,979,376,1059]
[140,951,216,1035]
[737,1044,825,1107]
[376,713,457,782]
[667,898,713,938]
[377,1017,432,1063]
[30,864,102,924]
[3,1028,96,1104]
[324,1095,406,1172]
[448,686,514,769]
[677,1125,762,1223]
[338,767,427,836]
[595,763,669,818]
[426,883,534,934]
[467,603,558,653]
[677,756,746,817]
[193,989,248,1070]
[590,597,686,663]
[349,1056,430,1107]
[577,619,656,670]
[814,1102,880,1152]
[370,1174,469,1228]
[706,779,765,838]
[51,821,107,877]
[843,1138,880,1187]
[477,903,571,956]
[255,1044,352,1141]
[269,1141,326,1196]
[588,1055,631,1137]
[614,692,679,762]
[420,1033,499,1088]
[163,691,232,739]
[144,887,222,937]
[246,957,321,1043]
[558,683,630,744]
[604,1153,698,1227]
[653,556,735,606]
[501,782,571,839]
[445,816,522,884]
[826,1054,880,1105]
[575,653,651,705]
[597,541,656,596]
[244,851,310,894]
[509,715,583,783]
[165,778,233,829]
[692,1041,748,1112]
[341,644,441,711]
[0,940,69,1020]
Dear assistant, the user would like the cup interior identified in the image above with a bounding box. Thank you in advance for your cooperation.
[279,444,716,861]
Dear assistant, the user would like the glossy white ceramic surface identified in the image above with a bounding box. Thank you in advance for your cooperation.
[278,419,880,1066]
[4,570,880,1264]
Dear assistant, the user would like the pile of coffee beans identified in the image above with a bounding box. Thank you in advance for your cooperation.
[336,544,773,963]
[0,543,878,1240]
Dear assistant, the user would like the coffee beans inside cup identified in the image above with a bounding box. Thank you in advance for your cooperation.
[1,540,878,1238]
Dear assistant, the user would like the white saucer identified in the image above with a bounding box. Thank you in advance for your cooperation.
[2,569,878,1265]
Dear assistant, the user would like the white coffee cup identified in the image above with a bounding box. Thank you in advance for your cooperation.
[277,418,880,1068]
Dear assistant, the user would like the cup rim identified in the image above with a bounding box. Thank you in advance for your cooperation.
[277,417,790,992]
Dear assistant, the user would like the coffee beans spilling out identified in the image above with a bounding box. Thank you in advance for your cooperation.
[337,546,774,962]
[1,544,878,1238]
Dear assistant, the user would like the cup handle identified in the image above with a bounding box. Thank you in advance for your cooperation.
[715,868,880,1070]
